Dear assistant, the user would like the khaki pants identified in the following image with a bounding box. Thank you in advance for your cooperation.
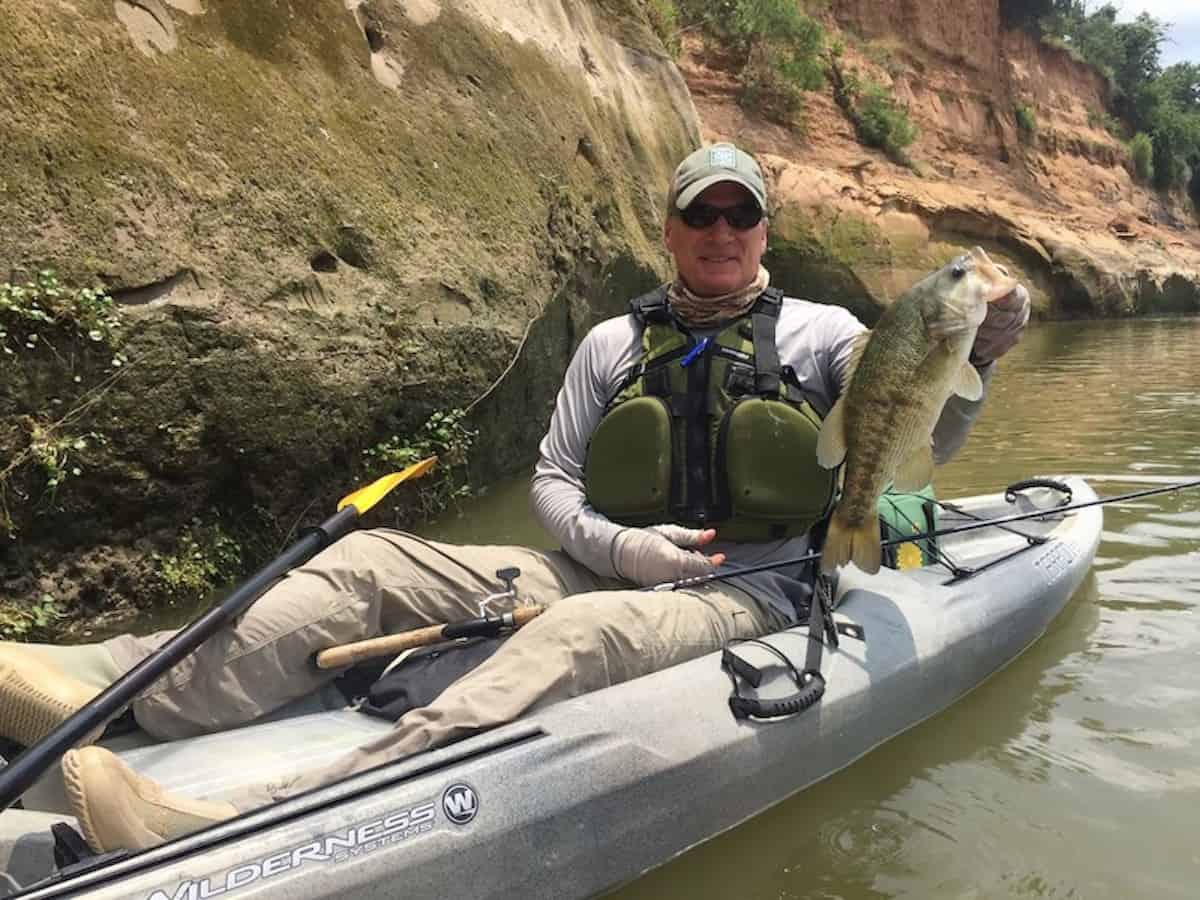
[104,530,789,811]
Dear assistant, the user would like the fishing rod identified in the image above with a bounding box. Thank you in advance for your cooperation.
[650,476,1200,592]
[315,567,543,670]
[0,458,439,813]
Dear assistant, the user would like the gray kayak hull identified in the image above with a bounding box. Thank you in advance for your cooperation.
[4,477,1102,900]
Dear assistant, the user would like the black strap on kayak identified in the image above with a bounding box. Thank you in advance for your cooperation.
[723,573,863,720]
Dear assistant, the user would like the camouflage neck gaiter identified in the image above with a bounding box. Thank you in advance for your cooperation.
[667,266,771,329]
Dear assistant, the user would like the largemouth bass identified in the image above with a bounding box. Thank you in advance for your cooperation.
[817,247,1017,574]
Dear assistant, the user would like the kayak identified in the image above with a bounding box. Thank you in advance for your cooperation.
[0,476,1102,900]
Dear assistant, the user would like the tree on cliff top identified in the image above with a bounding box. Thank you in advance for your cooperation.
[1025,2,1199,201]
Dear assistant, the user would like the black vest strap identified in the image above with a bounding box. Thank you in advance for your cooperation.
[751,287,784,396]
[630,286,672,324]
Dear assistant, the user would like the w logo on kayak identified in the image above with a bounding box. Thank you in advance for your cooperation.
[442,783,479,825]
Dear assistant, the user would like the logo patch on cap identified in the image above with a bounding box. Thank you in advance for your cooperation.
[708,146,736,169]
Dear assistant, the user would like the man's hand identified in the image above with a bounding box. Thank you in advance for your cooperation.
[610,525,726,587]
[972,282,1031,366]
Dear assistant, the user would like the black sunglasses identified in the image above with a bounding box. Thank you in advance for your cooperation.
[678,201,764,230]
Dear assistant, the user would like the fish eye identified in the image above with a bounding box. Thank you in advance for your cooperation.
[950,260,967,279]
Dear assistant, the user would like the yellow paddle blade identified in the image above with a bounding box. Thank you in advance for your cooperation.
[337,456,438,514]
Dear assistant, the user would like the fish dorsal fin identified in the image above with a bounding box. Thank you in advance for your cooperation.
[817,397,848,468]
[950,360,984,401]
[841,330,871,388]
[893,443,934,492]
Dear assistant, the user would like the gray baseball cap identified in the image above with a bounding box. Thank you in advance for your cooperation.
[668,142,767,213]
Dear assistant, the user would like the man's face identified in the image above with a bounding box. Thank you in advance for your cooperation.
[664,181,767,297]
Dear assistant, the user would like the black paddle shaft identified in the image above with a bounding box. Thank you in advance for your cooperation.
[0,506,360,812]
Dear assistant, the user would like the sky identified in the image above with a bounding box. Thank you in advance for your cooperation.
[1114,1,1200,66]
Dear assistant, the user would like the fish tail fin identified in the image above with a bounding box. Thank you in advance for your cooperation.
[821,511,882,575]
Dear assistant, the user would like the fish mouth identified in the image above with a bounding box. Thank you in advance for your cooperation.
[968,247,1019,302]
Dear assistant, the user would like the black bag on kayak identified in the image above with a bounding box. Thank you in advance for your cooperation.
[337,637,506,722]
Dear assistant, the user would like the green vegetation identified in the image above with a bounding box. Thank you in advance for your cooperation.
[1000,2,1200,204]
[677,0,826,127]
[0,594,63,641]
[1129,131,1155,182]
[0,270,125,538]
[28,428,106,509]
[0,271,121,358]
[1015,103,1038,140]
[154,519,244,602]
[644,0,681,55]
[1088,105,1121,135]
[857,82,918,160]
[827,54,917,166]
[364,408,478,518]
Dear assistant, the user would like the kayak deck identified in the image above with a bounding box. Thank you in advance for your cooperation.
[1,477,1101,900]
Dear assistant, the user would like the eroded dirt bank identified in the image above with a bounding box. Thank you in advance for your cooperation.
[684,1,1200,319]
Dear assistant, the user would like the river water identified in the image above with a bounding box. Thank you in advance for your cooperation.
[424,316,1200,899]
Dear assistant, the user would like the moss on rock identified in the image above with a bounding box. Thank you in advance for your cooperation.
[0,0,697,633]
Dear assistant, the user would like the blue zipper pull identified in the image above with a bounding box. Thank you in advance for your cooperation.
[680,336,711,368]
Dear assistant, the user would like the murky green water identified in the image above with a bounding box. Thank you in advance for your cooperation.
[423,317,1200,899]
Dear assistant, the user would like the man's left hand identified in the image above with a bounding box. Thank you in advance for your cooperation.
[972,283,1031,366]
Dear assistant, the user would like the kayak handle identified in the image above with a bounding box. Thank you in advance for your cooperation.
[729,671,825,720]
[1004,478,1073,505]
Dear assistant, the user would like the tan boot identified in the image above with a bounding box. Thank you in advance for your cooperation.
[62,747,238,852]
[0,644,102,747]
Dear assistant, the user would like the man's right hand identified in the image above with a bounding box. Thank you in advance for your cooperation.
[610,525,726,587]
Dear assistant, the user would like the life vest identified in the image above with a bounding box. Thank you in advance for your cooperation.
[583,286,836,542]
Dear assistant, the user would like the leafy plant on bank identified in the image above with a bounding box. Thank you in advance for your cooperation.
[0,271,128,538]
[153,519,244,603]
[1128,131,1154,182]
[0,270,121,358]
[363,408,479,519]
[1014,103,1038,141]
[0,594,63,641]
[28,426,107,510]
[678,0,826,128]
[644,0,681,55]
[828,51,917,167]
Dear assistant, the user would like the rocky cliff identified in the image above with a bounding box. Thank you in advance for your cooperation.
[0,0,696,630]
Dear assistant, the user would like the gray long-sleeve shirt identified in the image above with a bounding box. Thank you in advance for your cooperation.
[530,297,992,619]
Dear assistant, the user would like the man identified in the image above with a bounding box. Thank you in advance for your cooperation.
[0,142,1029,852]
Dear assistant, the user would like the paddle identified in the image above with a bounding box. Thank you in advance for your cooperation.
[649,476,1200,592]
[0,457,438,813]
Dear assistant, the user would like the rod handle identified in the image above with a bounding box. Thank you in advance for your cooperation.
[315,624,448,670]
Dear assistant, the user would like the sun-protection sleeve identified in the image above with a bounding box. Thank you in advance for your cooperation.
[530,315,644,577]
[932,360,995,463]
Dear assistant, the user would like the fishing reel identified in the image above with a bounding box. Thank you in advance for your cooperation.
[477,566,523,616]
